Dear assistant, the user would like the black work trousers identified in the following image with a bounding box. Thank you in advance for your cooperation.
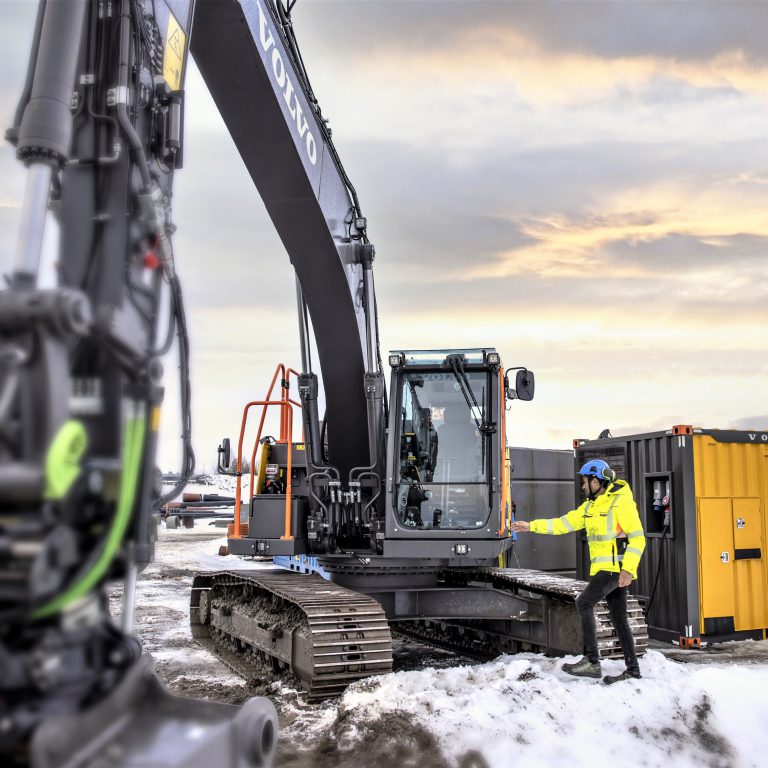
[575,570,639,673]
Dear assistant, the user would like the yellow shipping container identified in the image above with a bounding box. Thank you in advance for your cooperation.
[694,435,768,635]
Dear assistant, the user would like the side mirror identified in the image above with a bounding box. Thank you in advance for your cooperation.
[217,437,231,474]
[506,369,535,401]
[515,369,535,401]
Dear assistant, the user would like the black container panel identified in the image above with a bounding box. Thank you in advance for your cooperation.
[509,447,577,575]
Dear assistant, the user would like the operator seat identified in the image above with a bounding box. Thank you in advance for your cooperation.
[436,404,480,480]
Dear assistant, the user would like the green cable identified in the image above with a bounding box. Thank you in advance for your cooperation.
[45,420,88,500]
[33,416,147,620]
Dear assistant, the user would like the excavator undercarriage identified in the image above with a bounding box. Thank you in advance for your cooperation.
[191,570,394,699]
[191,566,648,698]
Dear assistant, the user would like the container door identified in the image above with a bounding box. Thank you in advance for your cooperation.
[697,498,736,632]
[732,498,768,631]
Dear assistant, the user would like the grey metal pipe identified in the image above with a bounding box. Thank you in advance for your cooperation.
[298,373,323,469]
[363,371,385,477]
[13,163,53,284]
[122,562,138,633]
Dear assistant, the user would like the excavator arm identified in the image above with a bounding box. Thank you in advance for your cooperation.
[191,0,384,478]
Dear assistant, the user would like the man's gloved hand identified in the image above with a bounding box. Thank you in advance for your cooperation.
[510,521,530,533]
[618,569,632,588]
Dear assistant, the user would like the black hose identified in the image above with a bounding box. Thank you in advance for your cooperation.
[319,411,328,463]
[644,524,668,618]
[154,274,194,507]
[116,0,151,190]
[149,294,177,357]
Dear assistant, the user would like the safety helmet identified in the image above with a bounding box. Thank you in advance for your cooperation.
[578,459,616,483]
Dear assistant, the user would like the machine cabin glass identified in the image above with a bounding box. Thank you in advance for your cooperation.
[396,370,490,530]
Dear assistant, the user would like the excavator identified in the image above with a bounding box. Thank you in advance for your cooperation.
[0,0,647,764]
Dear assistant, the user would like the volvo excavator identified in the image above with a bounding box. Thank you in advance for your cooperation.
[1,0,647,764]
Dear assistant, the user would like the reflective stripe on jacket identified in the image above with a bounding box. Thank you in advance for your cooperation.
[529,479,646,577]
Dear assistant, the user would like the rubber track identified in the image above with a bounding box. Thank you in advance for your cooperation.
[395,567,648,661]
[191,569,392,699]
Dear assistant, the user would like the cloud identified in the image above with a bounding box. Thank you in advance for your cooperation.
[295,1,768,117]
[729,416,768,430]
[297,1,768,64]
[599,232,768,272]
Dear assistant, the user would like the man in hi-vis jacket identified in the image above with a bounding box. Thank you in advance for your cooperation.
[511,459,646,684]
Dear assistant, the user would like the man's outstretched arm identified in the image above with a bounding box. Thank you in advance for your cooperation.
[511,507,585,535]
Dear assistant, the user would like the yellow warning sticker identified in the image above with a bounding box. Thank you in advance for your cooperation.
[151,406,162,432]
[163,13,185,91]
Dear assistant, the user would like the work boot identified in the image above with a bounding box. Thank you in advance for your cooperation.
[603,668,642,685]
[562,657,601,678]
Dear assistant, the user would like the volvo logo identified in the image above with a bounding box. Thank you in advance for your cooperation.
[747,433,768,442]
[256,0,318,166]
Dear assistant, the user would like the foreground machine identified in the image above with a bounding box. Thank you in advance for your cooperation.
[1,0,288,764]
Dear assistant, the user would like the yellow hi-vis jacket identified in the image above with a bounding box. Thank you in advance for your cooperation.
[529,479,646,578]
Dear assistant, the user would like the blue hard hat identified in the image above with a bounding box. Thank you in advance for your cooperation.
[579,459,615,481]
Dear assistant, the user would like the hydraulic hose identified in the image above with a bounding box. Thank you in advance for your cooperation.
[33,415,146,619]
[116,0,151,190]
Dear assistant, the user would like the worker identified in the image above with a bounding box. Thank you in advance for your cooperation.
[511,459,645,684]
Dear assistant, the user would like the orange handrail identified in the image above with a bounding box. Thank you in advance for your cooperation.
[233,398,298,541]
[247,364,301,499]
[247,364,285,500]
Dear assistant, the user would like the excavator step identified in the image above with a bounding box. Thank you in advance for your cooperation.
[464,567,648,657]
[190,569,393,699]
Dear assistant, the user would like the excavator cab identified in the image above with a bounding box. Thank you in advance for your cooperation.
[380,348,525,560]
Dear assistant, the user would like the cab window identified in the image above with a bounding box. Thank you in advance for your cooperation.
[396,371,490,530]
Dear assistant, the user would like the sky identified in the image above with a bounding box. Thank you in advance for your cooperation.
[1,0,767,471]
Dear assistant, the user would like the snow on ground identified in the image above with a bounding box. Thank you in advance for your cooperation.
[113,483,768,768]
[334,650,768,768]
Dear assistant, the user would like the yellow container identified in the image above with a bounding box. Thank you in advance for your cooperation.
[694,435,768,635]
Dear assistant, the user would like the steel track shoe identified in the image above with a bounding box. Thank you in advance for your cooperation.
[603,669,642,685]
[562,657,601,678]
